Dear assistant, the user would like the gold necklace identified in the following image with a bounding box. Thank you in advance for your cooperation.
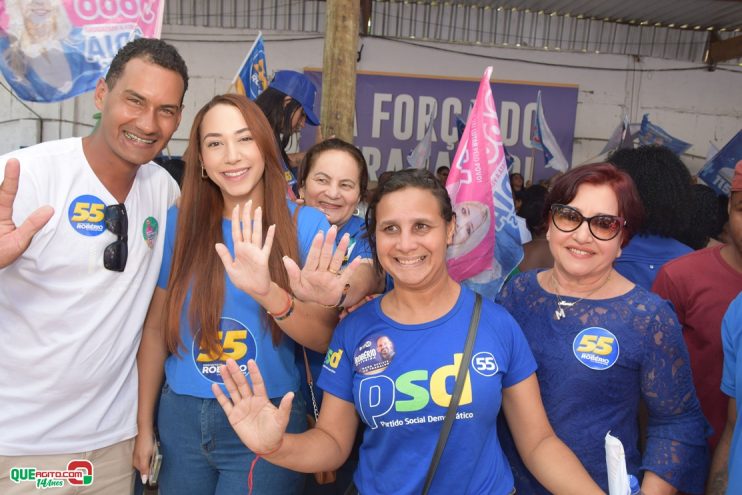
[551,272,611,320]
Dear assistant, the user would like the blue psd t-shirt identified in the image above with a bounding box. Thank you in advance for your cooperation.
[318,286,537,495]
[158,202,329,399]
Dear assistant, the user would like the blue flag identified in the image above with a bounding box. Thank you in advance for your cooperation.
[698,129,742,196]
[233,32,268,100]
[532,91,569,173]
[637,114,691,155]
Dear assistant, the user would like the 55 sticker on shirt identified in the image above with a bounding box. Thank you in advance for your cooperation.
[572,327,620,370]
[192,317,257,382]
[68,195,107,236]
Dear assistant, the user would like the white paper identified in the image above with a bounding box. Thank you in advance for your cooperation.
[605,431,630,495]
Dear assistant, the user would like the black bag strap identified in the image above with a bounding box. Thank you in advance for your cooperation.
[422,292,482,495]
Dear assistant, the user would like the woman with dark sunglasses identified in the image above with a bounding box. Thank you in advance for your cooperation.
[496,163,711,494]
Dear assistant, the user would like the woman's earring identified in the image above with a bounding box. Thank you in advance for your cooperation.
[200,165,208,180]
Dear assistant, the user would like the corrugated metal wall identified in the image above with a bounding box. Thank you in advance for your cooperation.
[163,0,741,65]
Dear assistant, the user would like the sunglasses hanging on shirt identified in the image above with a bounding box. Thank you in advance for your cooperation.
[104,204,128,272]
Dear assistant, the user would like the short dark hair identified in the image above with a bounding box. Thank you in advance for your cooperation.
[520,185,548,236]
[546,163,644,247]
[608,145,692,239]
[365,168,453,270]
[106,38,189,97]
[299,138,369,198]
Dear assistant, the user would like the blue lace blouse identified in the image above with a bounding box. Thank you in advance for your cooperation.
[496,270,710,494]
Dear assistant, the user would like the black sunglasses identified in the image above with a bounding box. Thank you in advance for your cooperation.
[104,204,128,272]
[550,204,625,241]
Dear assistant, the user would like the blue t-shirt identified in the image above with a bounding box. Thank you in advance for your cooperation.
[158,202,329,398]
[614,234,693,290]
[318,286,537,495]
[338,214,372,261]
[497,270,710,494]
[301,214,373,413]
[721,291,742,494]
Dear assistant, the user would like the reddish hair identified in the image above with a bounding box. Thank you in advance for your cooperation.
[544,163,644,247]
[163,94,300,357]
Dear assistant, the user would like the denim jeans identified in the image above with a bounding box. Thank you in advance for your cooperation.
[157,383,307,495]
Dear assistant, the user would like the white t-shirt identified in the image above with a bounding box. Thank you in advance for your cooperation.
[0,138,179,455]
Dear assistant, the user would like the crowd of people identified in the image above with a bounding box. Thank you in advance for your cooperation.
[0,37,741,495]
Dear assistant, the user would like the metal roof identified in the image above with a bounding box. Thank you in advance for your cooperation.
[426,0,742,32]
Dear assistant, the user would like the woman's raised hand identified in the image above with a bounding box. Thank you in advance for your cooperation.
[212,359,293,456]
[283,225,361,307]
[216,201,275,297]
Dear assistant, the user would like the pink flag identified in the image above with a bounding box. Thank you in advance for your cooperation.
[446,67,523,296]
[446,67,499,281]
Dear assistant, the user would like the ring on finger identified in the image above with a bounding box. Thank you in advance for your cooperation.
[328,267,340,276]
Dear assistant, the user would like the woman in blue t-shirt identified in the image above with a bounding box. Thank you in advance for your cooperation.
[496,163,710,494]
[212,169,603,495]
[133,94,341,494]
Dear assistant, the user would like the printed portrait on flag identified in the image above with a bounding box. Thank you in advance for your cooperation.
[0,0,164,103]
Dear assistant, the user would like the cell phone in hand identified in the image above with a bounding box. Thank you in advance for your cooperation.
[148,440,162,486]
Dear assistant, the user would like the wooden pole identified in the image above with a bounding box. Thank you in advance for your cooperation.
[321,0,359,142]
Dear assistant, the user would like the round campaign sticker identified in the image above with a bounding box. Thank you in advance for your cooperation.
[191,317,258,383]
[68,194,106,237]
[572,327,620,371]
[353,334,396,375]
[471,351,499,377]
[142,217,159,249]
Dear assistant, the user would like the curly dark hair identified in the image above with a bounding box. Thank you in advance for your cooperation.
[106,38,189,99]
[608,145,692,239]
[677,184,721,249]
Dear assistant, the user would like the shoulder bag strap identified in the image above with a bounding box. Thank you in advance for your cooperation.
[422,292,482,495]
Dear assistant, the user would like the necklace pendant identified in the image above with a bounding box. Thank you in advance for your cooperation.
[554,307,566,320]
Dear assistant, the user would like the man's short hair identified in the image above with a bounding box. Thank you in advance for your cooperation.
[105,38,189,95]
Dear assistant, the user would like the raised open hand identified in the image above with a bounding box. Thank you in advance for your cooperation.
[0,159,54,269]
[283,225,361,307]
[212,359,293,456]
[215,201,276,297]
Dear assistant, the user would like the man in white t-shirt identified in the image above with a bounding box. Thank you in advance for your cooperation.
[0,38,188,494]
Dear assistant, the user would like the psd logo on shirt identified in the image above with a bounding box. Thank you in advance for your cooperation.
[192,317,257,382]
[68,195,106,236]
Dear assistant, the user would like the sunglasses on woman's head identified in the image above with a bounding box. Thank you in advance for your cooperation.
[104,204,128,272]
[550,204,624,241]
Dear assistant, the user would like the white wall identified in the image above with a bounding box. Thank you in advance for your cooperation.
[1,25,740,176]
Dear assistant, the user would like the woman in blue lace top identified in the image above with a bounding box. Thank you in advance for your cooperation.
[497,163,711,494]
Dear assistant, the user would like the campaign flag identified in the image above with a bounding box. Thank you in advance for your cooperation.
[406,107,436,170]
[600,113,634,155]
[232,32,268,100]
[637,114,692,155]
[446,66,523,300]
[532,91,570,173]
[0,0,164,103]
[698,129,742,196]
